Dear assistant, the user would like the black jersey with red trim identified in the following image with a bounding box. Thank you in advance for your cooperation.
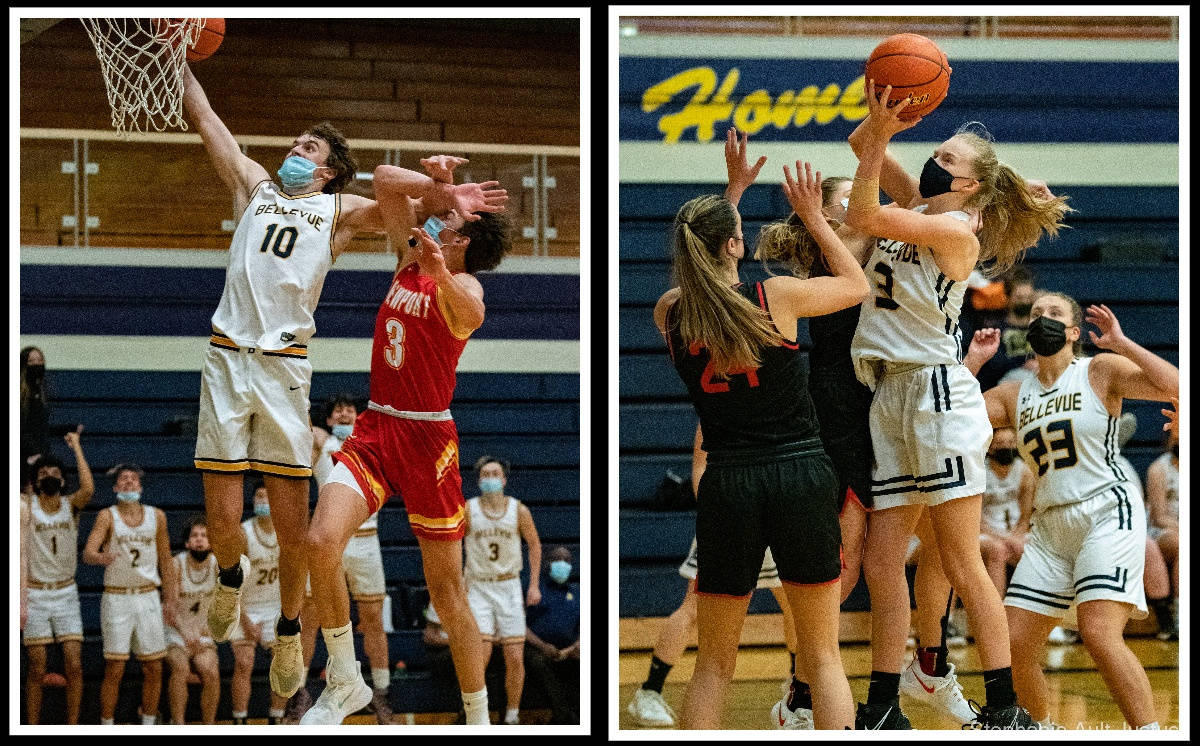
[665,282,819,452]
[807,256,861,373]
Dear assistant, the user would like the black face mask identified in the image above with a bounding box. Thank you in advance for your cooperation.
[988,448,1018,466]
[1011,302,1033,318]
[25,364,45,384]
[919,157,959,198]
[1025,316,1070,357]
[189,548,212,562]
[38,476,63,496]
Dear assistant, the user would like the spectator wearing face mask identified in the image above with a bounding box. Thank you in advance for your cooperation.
[978,427,1035,597]
[20,346,50,466]
[975,268,1038,392]
[523,546,579,724]
[22,435,94,725]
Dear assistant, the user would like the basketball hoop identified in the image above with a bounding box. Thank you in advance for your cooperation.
[81,18,206,136]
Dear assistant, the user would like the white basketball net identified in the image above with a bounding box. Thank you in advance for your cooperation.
[81,18,206,136]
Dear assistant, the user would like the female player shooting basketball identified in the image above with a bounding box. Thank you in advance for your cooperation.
[654,160,869,729]
[984,296,1177,729]
[842,80,1070,729]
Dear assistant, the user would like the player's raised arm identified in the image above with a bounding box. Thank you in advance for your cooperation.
[411,226,486,334]
[180,63,269,206]
[373,164,508,246]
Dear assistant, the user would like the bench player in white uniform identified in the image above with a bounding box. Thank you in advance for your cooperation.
[164,514,221,724]
[229,484,288,724]
[984,294,1178,729]
[82,463,176,725]
[463,456,543,725]
[289,394,396,723]
[978,426,1035,597]
[842,82,1069,729]
[23,436,95,725]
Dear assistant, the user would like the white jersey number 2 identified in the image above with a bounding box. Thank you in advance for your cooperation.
[384,317,406,369]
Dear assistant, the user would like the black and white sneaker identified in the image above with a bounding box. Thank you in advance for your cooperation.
[854,702,911,730]
[962,699,1037,729]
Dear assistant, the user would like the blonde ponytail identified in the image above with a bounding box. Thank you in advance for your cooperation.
[670,195,781,376]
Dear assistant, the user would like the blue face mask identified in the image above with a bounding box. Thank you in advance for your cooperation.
[479,477,503,495]
[116,491,141,503]
[254,503,271,517]
[331,424,353,440]
[277,155,322,189]
[423,215,446,243]
[549,560,572,584]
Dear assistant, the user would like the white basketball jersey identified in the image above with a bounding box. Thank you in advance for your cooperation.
[174,551,218,636]
[851,207,970,388]
[29,496,78,584]
[210,180,340,350]
[242,517,281,611]
[103,505,161,588]
[314,432,377,531]
[1016,357,1131,511]
[465,497,521,580]
[982,459,1027,533]
[1150,452,1178,521]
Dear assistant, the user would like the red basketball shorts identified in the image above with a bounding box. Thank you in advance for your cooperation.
[330,408,465,541]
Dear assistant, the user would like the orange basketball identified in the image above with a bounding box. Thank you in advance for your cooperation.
[864,33,951,121]
[153,18,224,62]
[186,18,224,62]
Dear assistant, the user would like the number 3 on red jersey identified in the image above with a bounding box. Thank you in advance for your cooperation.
[384,317,406,369]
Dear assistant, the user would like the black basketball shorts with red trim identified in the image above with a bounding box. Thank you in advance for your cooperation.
[330,408,465,541]
[694,441,842,597]
[809,361,875,512]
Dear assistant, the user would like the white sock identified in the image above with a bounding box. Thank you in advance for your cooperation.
[372,667,390,691]
[232,710,248,719]
[462,689,489,725]
[504,707,520,724]
[141,712,156,726]
[269,707,285,718]
[322,622,358,679]
[381,596,396,633]
[100,718,114,726]
[1138,722,1161,730]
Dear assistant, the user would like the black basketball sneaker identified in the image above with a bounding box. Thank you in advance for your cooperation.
[962,699,1037,729]
[855,701,912,729]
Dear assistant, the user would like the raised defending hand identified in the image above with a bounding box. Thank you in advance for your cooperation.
[449,181,508,221]
[964,327,1002,374]
[864,78,922,140]
[64,430,82,450]
[421,155,469,184]
[1162,397,1178,435]
[1085,303,1128,352]
[411,227,449,276]
[782,160,825,223]
[724,127,767,203]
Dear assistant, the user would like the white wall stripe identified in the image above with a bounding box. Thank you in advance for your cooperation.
[19,246,580,274]
[17,335,581,373]
[619,142,1179,186]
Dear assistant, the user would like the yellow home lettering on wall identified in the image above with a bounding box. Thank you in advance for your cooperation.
[642,68,870,143]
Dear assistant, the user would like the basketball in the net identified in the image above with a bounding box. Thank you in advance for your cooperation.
[154,18,224,62]
[186,18,224,62]
[864,33,951,120]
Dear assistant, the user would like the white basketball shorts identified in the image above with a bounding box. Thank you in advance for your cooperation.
[869,363,991,510]
[194,344,313,478]
[1004,484,1148,628]
[229,605,280,648]
[23,584,84,646]
[165,623,216,653]
[679,536,782,589]
[467,577,526,643]
[343,533,387,601]
[101,590,166,660]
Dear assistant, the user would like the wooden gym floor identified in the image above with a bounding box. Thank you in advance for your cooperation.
[618,638,1180,730]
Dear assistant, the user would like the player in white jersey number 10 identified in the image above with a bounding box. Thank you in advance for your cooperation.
[984,294,1177,730]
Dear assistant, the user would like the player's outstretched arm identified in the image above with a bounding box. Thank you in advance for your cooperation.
[1086,304,1179,403]
[65,429,94,511]
[181,63,269,206]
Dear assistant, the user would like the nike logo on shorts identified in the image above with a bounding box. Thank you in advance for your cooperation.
[289,385,302,390]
